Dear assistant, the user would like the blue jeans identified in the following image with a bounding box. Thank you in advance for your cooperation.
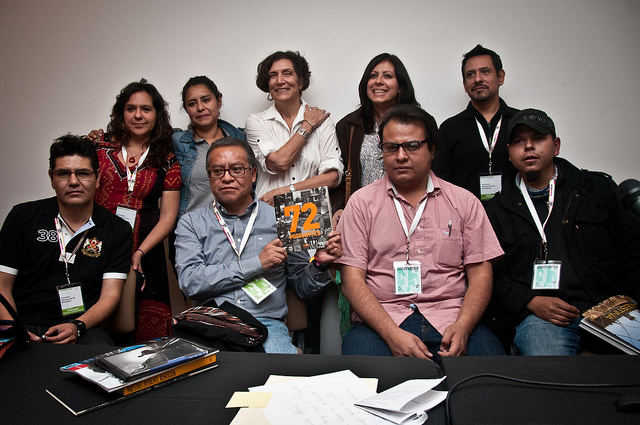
[342,309,505,362]
[514,315,582,355]
[258,318,298,354]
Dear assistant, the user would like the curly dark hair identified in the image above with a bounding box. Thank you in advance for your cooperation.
[255,51,311,96]
[106,79,174,168]
[358,53,420,134]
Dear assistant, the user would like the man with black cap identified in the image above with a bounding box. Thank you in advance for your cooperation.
[484,108,640,355]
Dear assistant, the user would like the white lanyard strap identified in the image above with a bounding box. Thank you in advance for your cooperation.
[392,196,428,262]
[54,217,89,285]
[475,116,502,173]
[212,202,259,259]
[518,167,557,257]
[121,145,151,192]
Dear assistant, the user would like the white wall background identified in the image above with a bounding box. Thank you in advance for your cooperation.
[1,0,639,219]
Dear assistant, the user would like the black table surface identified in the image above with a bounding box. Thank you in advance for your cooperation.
[441,355,640,425]
[0,343,444,424]
[3,343,640,425]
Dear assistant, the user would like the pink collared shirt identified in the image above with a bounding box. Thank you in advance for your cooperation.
[336,172,503,335]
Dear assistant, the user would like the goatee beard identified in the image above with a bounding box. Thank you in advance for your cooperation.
[525,170,541,184]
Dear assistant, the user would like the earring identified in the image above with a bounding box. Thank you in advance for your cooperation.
[267,94,273,101]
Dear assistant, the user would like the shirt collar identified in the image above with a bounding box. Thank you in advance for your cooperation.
[463,97,512,121]
[264,99,308,126]
[386,172,436,203]
[213,193,259,218]
[515,162,561,197]
[56,212,95,238]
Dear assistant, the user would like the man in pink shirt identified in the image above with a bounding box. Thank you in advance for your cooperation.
[336,105,505,361]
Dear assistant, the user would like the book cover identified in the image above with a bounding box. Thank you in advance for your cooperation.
[62,337,217,392]
[580,295,640,355]
[47,363,218,416]
[273,186,333,253]
[95,337,211,381]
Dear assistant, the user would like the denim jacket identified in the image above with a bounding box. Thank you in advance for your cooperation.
[172,120,246,220]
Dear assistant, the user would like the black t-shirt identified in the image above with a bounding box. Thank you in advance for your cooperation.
[0,197,132,326]
[433,98,519,199]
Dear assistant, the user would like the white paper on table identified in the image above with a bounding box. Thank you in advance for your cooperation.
[357,405,428,425]
[248,369,392,425]
[354,377,447,424]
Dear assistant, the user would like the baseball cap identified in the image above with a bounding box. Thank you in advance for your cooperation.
[507,108,556,142]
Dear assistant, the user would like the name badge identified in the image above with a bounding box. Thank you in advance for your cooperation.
[242,276,277,304]
[479,172,502,201]
[394,261,421,295]
[58,252,76,264]
[116,206,137,229]
[57,282,85,316]
[532,260,562,290]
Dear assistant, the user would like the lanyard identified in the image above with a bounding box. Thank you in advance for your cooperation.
[392,194,428,263]
[518,166,558,260]
[121,145,150,192]
[212,202,259,259]
[475,116,502,173]
[54,217,89,286]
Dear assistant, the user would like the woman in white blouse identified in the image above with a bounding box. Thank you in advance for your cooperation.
[245,51,343,206]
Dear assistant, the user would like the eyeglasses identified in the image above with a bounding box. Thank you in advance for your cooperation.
[52,169,97,180]
[379,140,428,153]
[207,166,252,179]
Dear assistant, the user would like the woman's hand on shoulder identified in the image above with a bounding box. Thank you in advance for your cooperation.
[86,129,104,142]
[259,186,290,207]
[303,105,330,132]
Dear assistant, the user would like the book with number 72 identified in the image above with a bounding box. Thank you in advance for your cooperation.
[273,186,333,253]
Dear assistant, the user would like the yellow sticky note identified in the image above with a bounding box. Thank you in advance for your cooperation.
[226,392,272,408]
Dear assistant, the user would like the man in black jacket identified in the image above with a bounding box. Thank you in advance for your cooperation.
[485,109,640,355]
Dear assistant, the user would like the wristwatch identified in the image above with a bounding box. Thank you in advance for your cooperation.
[313,257,330,272]
[289,184,296,192]
[296,126,309,140]
[70,319,86,339]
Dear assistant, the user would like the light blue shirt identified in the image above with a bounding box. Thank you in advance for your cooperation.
[175,198,331,320]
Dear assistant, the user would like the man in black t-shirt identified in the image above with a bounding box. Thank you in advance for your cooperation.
[432,44,519,201]
[0,135,132,344]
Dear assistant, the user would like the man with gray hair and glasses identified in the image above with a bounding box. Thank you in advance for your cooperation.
[175,137,342,354]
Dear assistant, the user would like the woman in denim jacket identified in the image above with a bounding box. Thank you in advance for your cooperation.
[173,76,246,220]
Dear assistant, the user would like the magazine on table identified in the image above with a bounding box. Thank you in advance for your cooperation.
[60,337,218,391]
[580,295,640,355]
[95,336,212,381]
[47,337,218,415]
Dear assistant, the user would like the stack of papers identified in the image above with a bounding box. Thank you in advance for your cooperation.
[228,370,446,425]
[355,378,447,424]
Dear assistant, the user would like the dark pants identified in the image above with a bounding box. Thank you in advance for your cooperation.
[342,309,505,363]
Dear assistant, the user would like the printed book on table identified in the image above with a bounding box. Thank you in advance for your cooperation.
[579,295,640,355]
[59,337,218,392]
[47,337,218,415]
[95,336,212,381]
[47,362,217,416]
[274,186,333,252]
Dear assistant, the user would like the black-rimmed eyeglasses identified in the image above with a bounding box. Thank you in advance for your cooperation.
[207,166,253,179]
[51,169,97,180]
[379,140,428,153]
